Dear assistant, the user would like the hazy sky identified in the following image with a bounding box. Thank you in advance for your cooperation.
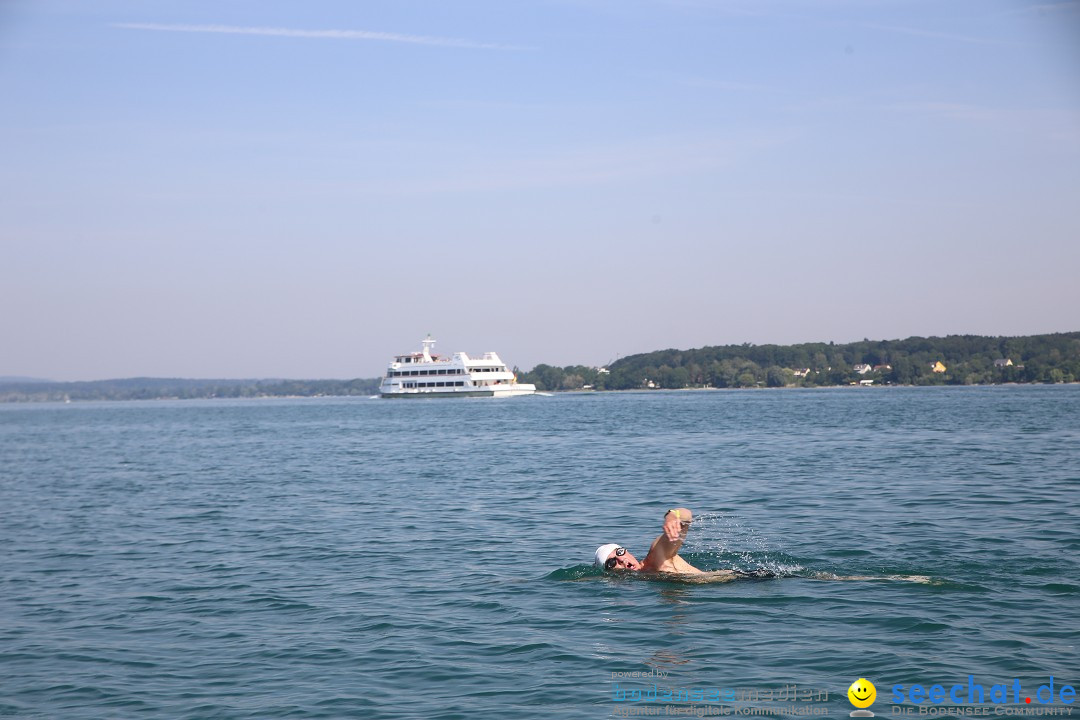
[3,0,1078,381]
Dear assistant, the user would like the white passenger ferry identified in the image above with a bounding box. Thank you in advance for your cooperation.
[379,336,537,398]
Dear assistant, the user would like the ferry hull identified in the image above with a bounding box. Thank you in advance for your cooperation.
[379,385,536,399]
[380,390,496,399]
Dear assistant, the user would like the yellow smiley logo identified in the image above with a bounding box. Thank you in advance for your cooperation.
[848,678,877,709]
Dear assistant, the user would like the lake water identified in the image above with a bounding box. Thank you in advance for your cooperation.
[1,386,1078,719]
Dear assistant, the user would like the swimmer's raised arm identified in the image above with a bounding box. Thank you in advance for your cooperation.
[640,507,700,573]
[663,507,693,543]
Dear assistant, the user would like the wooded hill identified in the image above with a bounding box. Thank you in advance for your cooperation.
[518,332,1080,391]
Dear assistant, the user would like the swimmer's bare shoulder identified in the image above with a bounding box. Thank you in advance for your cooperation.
[648,554,704,574]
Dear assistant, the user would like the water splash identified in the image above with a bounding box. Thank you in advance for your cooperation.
[681,511,806,575]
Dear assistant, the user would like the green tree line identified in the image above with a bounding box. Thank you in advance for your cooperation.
[516,332,1080,391]
[0,377,381,403]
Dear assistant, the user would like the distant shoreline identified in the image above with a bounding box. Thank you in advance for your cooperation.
[2,380,1077,404]
[5,331,1077,402]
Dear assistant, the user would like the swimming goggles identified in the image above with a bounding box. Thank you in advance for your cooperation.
[604,547,627,570]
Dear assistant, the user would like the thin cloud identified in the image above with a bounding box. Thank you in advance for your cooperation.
[332,129,801,196]
[861,22,1021,47]
[648,71,776,93]
[886,101,1080,152]
[112,23,527,51]
[998,1,1080,17]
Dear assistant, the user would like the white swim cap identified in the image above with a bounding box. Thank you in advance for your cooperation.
[594,543,621,567]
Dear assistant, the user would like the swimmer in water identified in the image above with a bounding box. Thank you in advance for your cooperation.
[595,507,703,574]
[591,508,927,583]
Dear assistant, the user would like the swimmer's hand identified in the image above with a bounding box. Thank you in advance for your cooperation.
[663,508,692,542]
